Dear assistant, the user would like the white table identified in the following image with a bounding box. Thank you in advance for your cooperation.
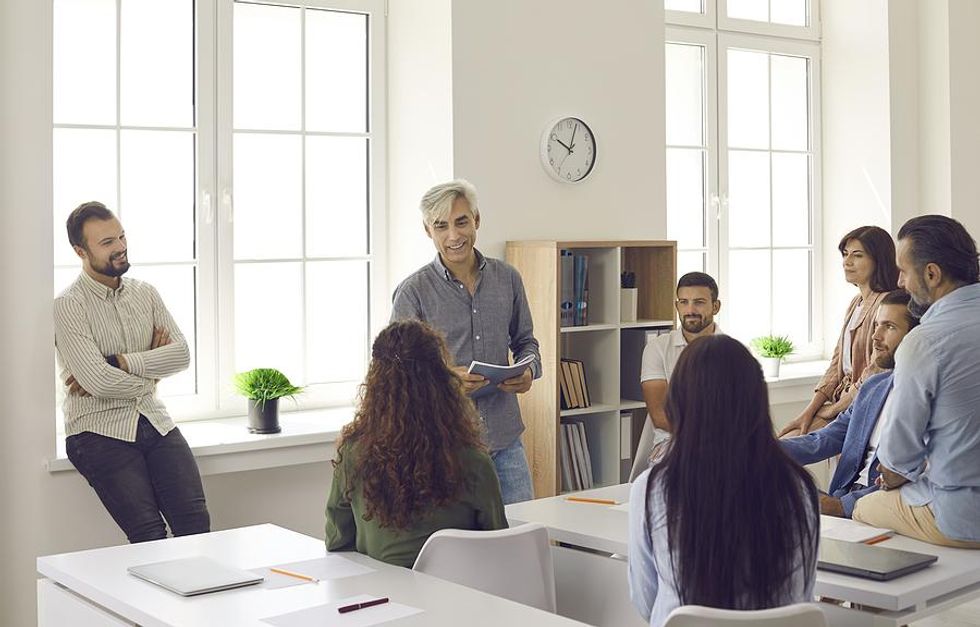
[37,523,587,627]
[507,484,980,627]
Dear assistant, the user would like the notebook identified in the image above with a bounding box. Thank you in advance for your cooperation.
[817,538,938,581]
[128,556,263,596]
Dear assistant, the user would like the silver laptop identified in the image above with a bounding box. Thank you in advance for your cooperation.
[128,556,263,596]
[818,538,938,581]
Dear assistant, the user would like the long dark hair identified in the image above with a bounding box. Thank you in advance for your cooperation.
[838,225,899,293]
[647,335,818,609]
[335,320,486,529]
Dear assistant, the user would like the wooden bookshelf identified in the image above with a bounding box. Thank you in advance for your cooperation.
[506,240,677,498]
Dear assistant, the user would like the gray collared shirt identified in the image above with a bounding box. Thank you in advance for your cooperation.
[54,271,190,442]
[390,251,541,451]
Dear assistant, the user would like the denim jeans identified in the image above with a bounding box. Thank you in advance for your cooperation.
[66,416,210,543]
[490,438,534,504]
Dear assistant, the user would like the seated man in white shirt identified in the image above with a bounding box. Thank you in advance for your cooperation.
[629,272,721,481]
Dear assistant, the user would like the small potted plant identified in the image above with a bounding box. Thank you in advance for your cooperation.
[751,335,794,379]
[233,368,303,434]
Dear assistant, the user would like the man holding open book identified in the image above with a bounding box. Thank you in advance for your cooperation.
[390,179,541,504]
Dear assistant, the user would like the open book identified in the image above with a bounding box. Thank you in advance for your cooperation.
[820,515,894,544]
[467,354,536,399]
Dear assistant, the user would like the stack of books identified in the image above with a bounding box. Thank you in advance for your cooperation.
[559,359,590,410]
[559,421,594,492]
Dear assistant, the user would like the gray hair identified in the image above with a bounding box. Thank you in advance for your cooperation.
[419,179,480,226]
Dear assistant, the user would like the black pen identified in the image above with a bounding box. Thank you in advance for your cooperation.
[337,597,390,614]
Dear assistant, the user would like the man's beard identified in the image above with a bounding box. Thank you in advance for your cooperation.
[681,315,711,334]
[93,252,130,278]
[908,297,930,319]
[874,350,895,370]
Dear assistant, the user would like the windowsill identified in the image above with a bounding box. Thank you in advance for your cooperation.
[764,359,829,388]
[46,406,354,476]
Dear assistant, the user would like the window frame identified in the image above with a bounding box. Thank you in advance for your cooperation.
[52,0,387,423]
[665,2,823,361]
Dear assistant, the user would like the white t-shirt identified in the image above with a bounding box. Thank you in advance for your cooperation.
[857,390,893,488]
[640,325,722,384]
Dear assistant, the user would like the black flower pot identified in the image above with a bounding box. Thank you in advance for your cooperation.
[247,398,281,434]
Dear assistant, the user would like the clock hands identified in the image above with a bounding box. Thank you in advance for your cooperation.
[569,123,578,151]
[554,136,573,154]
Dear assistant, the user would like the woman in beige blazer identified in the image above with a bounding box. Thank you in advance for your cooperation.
[779,226,899,437]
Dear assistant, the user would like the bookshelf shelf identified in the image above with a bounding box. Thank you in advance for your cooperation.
[506,240,676,497]
[560,323,619,333]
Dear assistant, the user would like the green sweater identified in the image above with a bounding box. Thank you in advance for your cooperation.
[325,444,508,568]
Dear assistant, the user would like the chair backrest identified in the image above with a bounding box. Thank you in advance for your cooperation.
[664,603,828,627]
[412,522,556,613]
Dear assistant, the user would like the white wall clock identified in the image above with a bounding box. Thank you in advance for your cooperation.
[540,116,597,184]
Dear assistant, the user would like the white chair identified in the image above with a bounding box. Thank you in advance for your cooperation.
[664,602,828,627]
[412,522,557,613]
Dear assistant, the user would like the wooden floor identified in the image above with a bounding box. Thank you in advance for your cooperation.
[912,596,980,626]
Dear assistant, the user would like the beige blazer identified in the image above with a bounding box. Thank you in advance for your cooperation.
[815,291,888,413]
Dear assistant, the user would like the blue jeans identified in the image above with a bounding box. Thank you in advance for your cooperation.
[491,439,534,504]
[66,416,210,543]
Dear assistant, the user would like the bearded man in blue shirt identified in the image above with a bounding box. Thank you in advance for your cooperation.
[853,215,980,548]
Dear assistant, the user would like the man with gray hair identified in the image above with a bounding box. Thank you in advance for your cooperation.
[391,179,541,504]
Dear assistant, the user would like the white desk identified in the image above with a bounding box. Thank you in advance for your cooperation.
[507,484,980,627]
[37,523,587,627]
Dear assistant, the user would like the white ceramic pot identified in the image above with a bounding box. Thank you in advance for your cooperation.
[761,357,781,378]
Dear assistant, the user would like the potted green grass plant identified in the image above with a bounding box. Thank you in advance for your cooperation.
[751,335,794,379]
[233,368,303,434]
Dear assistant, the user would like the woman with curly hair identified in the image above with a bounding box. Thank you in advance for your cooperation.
[325,320,507,567]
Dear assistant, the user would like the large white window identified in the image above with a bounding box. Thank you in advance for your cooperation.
[665,0,821,356]
[53,0,386,421]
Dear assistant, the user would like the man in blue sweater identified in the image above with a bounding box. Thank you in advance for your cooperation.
[781,289,918,518]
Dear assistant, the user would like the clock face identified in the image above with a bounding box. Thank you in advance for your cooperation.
[542,117,596,183]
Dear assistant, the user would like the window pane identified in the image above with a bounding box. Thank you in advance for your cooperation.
[770,54,808,151]
[677,251,706,278]
[53,128,118,266]
[665,43,704,147]
[233,3,301,131]
[120,130,195,262]
[666,148,706,249]
[727,249,771,342]
[128,265,197,396]
[772,152,810,247]
[120,0,194,127]
[727,0,768,22]
[772,249,810,347]
[54,268,79,297]
[727,49,769,149]
[234,262,304,382]
[306,136,368,258]
[727,150,770,248]
[306,9,368,133]
[665,0,703,12]
[54,0,116,125]
[306,261,367,383]
[233,133,303,260]
[771,0,808,26]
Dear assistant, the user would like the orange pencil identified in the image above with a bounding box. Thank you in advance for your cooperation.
[566,496,617,505]
[864,535,890,546]
[270,567,319,583]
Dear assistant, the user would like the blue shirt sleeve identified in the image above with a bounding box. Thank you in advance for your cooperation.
[628,470,659,622]
[878,332,937,481]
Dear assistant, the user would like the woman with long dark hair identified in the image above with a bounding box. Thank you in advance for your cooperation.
[780,225,899,436]
[629,335,819,625]
[325,320,507,567]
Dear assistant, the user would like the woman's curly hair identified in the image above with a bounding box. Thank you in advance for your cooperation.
[334,319,486,530]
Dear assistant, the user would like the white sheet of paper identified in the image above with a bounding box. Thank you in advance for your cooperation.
[261,594,422,627]
[265,555,375,582]
[249,568,310,590]
[819,515,893,543]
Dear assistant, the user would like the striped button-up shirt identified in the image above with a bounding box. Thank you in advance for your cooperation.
[54,271,190,441]
[390,251,542,452]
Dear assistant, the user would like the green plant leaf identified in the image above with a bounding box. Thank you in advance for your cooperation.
[751,335,795,359]
[233,368,304,401]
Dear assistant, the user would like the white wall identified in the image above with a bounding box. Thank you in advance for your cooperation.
[446,0,666,262]
[820,0,894,355]
[947,0,980,238]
